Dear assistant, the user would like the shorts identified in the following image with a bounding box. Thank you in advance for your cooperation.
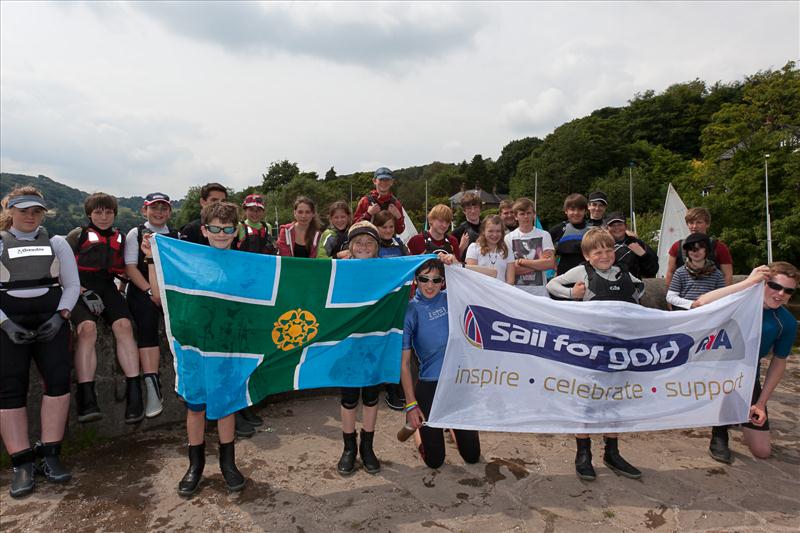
[741,379,769,431]
[127,285,163,348]
[71,278,133,326]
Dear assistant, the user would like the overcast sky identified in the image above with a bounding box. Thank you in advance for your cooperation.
[2,1,798,198]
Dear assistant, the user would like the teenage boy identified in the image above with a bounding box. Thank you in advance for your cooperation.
[407,204,460,257]
[353,167,405,234]
[452,192,482,260]
[66,193,142,422]
[124,193,179,420]
[141,202,246,496]
[499,199,518,232]
[180,183,228,245]
[546,228,644,480]
[664,207,733,288]
[504,198,555,297]
[587,191,608,227]
[605,212,659,279]
[549,193,590,276]
[236,194,276,255]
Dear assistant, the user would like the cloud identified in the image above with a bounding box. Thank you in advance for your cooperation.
[126,1,487,69]
[502,88,569,134]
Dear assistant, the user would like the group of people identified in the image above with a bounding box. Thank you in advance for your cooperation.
[1,166,796,500]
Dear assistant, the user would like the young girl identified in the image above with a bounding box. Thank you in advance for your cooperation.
[665,233,725,310]
[373,210,409,259]
[142,202,246,496]
[277,196,321,258]
[337,221,383,475]
[317,201,352,259]
[1,186,80,497]
[464,215,512,282]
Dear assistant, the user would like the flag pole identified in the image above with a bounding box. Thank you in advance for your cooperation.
[765,154,773,263]
[629,162,636,234]
[424,178,429,231]
[534,171,538,210]
[274,206,279,237]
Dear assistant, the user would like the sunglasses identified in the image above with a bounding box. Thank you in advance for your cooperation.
[766,280,796,295]
[205,224,237,235]
[417,276,443,284]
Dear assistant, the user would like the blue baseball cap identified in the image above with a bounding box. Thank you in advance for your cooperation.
[374,167,394,180]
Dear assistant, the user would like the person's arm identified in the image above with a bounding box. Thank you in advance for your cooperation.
[664,254,677,289]
[666,290,693,310]
[505,261,516,285]
[401,348,425,429]
[140,234,162,306]
[516,249,555,272]
[720,263,733,287]
[546,267,584,299]
[390,199,405,234]
[633,240,660,278]
[693,266,769,307]
[754,356,788,412]
[51,237,80,316]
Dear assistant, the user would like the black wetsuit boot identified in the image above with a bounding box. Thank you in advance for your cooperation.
[35,441,72,483]
[9,448,36,498]
[709,425,732,464]
[219,441,245,492]
[575,437,596,481]
[359,429,381,474]
[178,442,205,497]
[337,432,357,476]
[125,376,144,424]
[76,381,103,422]
[603,437,641,479]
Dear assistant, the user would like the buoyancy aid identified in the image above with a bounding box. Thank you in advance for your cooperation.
[76,225,125,276]
[0,228,61,291]
[584,263,637,303]
[378,237,406,258]
[136,224,178,278]
[423,231,453,255]
[238,223,276,255]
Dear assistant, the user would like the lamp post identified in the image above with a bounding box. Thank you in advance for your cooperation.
[765,154,773,264]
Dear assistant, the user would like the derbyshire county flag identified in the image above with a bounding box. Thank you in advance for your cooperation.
[151,235,430,420]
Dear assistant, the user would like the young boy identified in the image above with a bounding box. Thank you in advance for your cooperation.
[66,193,141,423]
[452,192,482,260]
[499,199,518,232]
[505,198,555,297]
[407,204,460,257]
[548,193,589,275]
[124,193,179,420]
[546,228,644,480]
[236,194,275,255]
[142,202,246,496]
[587,191,608,227]
[353,167,405,235]
[180,183,228,245]
[664,207,733,288]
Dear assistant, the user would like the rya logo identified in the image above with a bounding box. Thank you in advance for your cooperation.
[695,329,733,353]
[463,305,484,348]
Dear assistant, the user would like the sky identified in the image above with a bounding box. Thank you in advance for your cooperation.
[1,1,798,199]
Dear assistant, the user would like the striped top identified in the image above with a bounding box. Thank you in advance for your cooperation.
[666,266,725,309]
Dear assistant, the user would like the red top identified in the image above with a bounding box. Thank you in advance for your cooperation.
[353,190,405,234]
[668,239,732,264]
[277,222,320,258]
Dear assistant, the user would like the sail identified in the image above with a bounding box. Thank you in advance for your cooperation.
[656,183,689,277]
[398,208,418,244]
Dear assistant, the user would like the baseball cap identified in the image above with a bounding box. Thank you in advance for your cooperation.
[683,232,710,250]
[143,192,171,206]
[604,211,626,225]
[588,191,608,205]
[243,194,265,208]
[348,221,380,243]
[8,195,48,209]
[374,167,394,180]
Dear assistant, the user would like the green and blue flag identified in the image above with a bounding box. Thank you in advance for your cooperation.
[152,235,428,419]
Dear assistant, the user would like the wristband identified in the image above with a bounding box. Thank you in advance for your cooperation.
[404,401,419,413]
[145,257,154,265]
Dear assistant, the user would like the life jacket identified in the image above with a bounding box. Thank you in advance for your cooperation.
[555,222,589,257]
[584,263,637,303]
[237,223,276,255]
[379,237,406,258]
[136,224,178,278]
[676,237,718,269]
[423,231,453,255]
[367,192,398,212]
[0,228,61,291]
[75,226,125,277]
[321,228,348,258]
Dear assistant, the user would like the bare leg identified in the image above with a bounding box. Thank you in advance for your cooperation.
[73,321,98,383]
[742,427,771,459]
[362,404,378,432]
[0,408,29,454]
[41,394,70,443]
[218,414,235,443]
[111,319,140,378]
[341,406,357,433]
[139,346,160,374]
[186,410,206,446]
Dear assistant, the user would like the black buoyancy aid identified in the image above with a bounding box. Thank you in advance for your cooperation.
[368,192,398,211]
[423,231,453,254]
[676,237,718,269]
[136,224,178,278]
[237,224,276,255]
[0,228,61,291]
[379,237,405,258]
[584,264,637,303]
[76,226,125,276]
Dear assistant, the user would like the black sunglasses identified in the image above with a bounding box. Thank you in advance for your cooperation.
[205,224,237,235]
[766,280,796,295]
[417,276,443,284]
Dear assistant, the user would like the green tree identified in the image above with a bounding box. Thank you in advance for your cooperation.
[325,167,337,180]
[262,160,300,192]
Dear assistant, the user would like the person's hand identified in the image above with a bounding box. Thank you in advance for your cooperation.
[1,318,37,344]
[690,299,703,309]
[36,313,65,342]
[387,204,401,220]
[148,289,161,307]
[81,290,105,315]
[438,253,459,265]
[515,258,526,268]
[459,232,470,254]
[367,203,381,216]
[406,407,426,430]
[337,249,352,259]
[749,404,767,427]
[140,233,154,258]
[572,282,586,300]
[747,265,770,285]
[627,242,645,256]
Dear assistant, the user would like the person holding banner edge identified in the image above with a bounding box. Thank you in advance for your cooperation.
[693,262,798,462]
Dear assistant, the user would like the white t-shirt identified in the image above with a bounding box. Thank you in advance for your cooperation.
[465,242,512,282]
[504,227,554,297]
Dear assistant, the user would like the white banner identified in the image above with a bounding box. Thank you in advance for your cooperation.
[428,266,763,433]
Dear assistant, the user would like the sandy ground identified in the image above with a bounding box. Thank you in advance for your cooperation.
[1,358,799,533]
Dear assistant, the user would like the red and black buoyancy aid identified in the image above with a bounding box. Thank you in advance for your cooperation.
[368,192,398,212]
[423,231,454,255]
[237,223,276,255]
[76,226,125,277]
